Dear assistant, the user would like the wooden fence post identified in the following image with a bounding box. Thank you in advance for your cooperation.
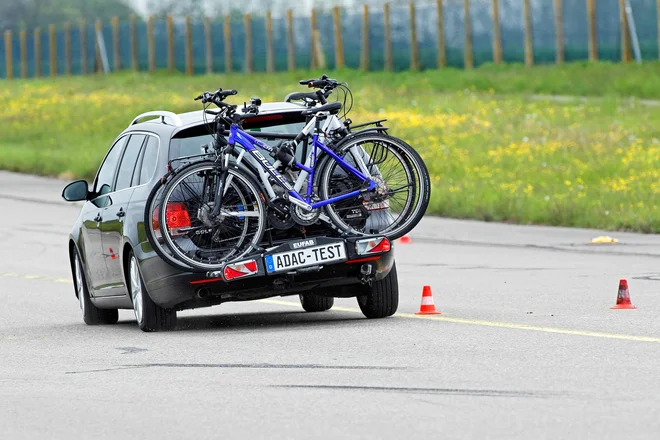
[384,3,393,71]
[464,0,474,69]
[266,11,274,72]
[112,17,120,71]
[80,21,88,75]
[224,15,232,72]
[286,9,295,71]
[620,0,632,62]
[20,30,27,78]
[244,14,253,73]
[409,2,419,71]
[95,19,102,73]
[492,0,502,64]
[34,28,41,77]
[167,15,174,71]
[437,0,446,68]
[587,0,597,61]
[553,0,564,63]
[147,16,155,72]
[4,31,12,79]
[523,0,533,66]
[64,23,72,75]
[49,24,57,76]
[130,14,138,71]
[204,17,213,74]
[333,6,345,69]
[361,5,370,71]
[310,9,318,69]
[185,16,193,76]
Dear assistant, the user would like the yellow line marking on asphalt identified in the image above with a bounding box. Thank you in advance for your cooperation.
[259,299,660,344]
[5,273,659,344]
[0,272,72,284]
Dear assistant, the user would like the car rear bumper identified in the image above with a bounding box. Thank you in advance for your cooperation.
[140,235,395,310]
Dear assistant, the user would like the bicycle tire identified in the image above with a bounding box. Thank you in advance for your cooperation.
[158,160,267,272]
[318,132,430,240]
[143,175,195,272]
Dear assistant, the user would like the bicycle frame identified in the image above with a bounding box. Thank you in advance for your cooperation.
[228,118,377,212]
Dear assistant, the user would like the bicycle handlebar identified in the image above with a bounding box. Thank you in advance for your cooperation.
[299,74,339,90]
[195,88,238,107]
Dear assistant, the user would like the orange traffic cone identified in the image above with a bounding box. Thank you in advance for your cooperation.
[398,235,412,244]
[415,285,441,315]
[611,279,637,309]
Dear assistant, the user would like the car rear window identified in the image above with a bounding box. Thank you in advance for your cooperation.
[169,112,306,162]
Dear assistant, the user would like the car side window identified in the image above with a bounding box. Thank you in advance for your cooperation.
[133,136,159,186]
[115,135,146,192]
[93,136,127,197]
[138,136,159,185]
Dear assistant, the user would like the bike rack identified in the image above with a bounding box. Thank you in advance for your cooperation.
[129,111,183,128]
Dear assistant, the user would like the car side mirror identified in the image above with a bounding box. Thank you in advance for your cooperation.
[62,180,89,202]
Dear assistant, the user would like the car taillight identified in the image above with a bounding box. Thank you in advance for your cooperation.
[165,202,191,229]
[355,237,391,255]
[223,260,258,281]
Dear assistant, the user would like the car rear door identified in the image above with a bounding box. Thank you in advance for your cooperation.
[82,136,127,294]
[99,134,146,297]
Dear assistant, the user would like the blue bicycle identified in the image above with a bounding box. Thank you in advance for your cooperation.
[157,88,430,271]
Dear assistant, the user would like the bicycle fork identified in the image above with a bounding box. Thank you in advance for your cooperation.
[210,153,232,220]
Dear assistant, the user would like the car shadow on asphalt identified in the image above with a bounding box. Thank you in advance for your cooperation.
[114,310,368,333]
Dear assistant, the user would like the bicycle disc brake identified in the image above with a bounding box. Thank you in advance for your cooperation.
[267,199,296,230]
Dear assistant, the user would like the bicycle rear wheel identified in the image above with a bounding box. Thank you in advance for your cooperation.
[158,161,266,272]
[318,133,430,240]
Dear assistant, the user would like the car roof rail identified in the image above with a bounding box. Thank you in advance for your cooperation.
[129,111,183,128]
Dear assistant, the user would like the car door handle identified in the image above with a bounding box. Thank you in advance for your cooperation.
[94,214,102,222]
[116,208,126,218]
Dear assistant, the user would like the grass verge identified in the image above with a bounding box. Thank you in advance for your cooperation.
[2,63,660,232]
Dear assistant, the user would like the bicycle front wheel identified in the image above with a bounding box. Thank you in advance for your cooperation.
[318,133,430,240]
[158,161,266,272]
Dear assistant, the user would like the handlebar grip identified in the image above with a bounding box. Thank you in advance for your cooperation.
[223,90,238,96]
[299,79,315,85]
[308,80,327,88]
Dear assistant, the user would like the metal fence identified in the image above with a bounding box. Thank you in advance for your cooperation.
[1,0,659,79]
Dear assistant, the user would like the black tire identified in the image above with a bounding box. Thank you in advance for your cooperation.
[318,133,430,240]
[72,248,118,325]
[356,262,399,319]
[158,160,267,272]
[144,175,194,272]
[299,293,334,312]
[128,251,177,332]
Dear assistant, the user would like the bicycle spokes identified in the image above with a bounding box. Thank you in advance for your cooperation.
[160,165,265,270]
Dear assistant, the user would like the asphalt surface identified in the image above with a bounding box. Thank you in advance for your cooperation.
[1,170,660,439]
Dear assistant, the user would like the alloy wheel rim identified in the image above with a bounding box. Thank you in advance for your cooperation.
[130,257,144,325]
[75,257,85,316]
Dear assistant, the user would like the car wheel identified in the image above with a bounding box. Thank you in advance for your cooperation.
[129,251,177,332]
[299,293,334,312]
[356,262,399,319]
[73,249,118,325]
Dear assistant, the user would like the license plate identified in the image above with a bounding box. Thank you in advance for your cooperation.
[265,242,347,273]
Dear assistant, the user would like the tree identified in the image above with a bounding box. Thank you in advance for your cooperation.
[1,0,136,32]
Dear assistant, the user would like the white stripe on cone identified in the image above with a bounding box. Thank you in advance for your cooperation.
[421,296,434,305]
